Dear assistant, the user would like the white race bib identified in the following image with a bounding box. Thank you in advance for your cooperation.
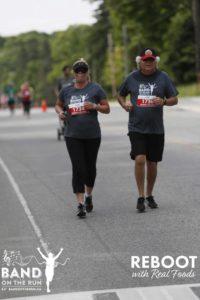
[137,95,156,107]
[68,102,88,116]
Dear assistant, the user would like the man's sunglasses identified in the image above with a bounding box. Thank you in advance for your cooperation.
[74,67,88,73]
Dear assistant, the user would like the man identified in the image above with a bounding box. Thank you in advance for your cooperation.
[118,48,178,212]
[55,65,74,96]
[55,65,74,139]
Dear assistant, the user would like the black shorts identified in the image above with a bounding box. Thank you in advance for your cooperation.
[129,132,165,162]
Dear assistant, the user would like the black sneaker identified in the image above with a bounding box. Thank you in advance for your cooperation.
[137,197,145,212]
[77,203,86,218]
[146,196,158,209]
[85,196,93,213]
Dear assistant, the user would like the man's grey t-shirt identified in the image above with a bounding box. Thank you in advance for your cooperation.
[118,70,178,134]
[59,82,107,139]
[57,76,74,92]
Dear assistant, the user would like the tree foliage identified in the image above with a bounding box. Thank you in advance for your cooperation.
[0,0,198,103]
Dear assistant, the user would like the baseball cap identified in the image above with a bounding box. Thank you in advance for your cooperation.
[140,48,158,60]
[72,58,89,72]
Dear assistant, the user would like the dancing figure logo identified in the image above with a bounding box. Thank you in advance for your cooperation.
[1,248,69,294]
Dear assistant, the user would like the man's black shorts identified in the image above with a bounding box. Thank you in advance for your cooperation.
[128,132,165,162]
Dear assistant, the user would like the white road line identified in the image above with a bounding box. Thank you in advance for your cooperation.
[0,155,49,254]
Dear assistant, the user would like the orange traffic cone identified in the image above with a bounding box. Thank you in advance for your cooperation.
[41,99,47,112]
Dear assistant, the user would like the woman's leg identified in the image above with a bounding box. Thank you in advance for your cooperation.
[84,138,101,192]
[65,138,86,204]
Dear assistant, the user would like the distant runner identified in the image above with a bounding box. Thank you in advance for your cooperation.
[55,65,74,96]
[55,65,74,140]
[4,82,17,115]
[20,81,33,117]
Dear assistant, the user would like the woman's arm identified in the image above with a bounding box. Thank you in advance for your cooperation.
[55,99,66,120]
[84,99,110,114]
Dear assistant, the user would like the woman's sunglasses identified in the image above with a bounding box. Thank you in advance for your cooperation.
[74,67,88,73]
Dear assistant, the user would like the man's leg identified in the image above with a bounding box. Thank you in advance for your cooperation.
[135,155,146,197]
[146,160,158,209]
[129,132,147,212]
[145,134,164,209]
[146,160,157,197]
[135,155,146,212]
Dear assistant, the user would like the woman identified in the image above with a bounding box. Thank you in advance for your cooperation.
[20,81,33,117]
[55,58,110,218]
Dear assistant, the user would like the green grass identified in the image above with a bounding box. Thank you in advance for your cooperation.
[177,83,200,97]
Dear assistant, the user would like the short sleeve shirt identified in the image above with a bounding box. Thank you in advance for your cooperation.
[118,70,178,134]
[57,76,74,92]
[59,82,107,139]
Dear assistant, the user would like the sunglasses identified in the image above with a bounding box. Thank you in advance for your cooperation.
[142,58,155,62]
[74,67,88,73]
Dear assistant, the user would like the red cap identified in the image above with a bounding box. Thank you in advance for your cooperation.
[140,48,157,60]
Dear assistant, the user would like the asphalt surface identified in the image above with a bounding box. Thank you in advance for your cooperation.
[0,98,200,299]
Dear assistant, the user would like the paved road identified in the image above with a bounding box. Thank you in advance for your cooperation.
[0,98,200,299]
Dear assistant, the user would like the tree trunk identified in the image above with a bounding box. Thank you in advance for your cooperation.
[192,0,200,84]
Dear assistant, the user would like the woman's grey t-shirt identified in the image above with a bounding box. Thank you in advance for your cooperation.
[118,70,178,134]
[59,82,107,139]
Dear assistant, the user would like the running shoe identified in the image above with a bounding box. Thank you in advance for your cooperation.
[77,203,86,218]
[137,197,145,212]
[146,196,158,209]
[85,195,93,213]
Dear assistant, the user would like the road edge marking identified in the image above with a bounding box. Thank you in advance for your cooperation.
[0,155,49,254]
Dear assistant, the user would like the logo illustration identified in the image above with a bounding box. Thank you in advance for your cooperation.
[138,83,157,96]
[2,250,34,267]
[1,248,69,294]
[37,248,69,293]
[148,83,157,95]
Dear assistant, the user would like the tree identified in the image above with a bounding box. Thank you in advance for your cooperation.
[192,0,200,83]
[88,0,196,85]
[49,25,91,83]
[87,1,110,85]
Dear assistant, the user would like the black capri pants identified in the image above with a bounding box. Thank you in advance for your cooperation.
[65,137,101,193]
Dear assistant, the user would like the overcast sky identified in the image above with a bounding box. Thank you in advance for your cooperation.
[0,0,98,37]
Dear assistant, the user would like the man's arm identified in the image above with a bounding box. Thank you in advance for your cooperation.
[164,96,178,106]
[153,96,178,106]
[118,95,133,112]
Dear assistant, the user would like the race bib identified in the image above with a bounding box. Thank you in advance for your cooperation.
[68,102,88,116]
[137,95,156,107]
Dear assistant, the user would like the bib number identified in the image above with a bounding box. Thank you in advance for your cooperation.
[68,103,88,116]
[137,95,156,107]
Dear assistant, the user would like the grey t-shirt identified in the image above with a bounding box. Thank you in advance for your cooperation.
[59,82,107,139]
[57,76,74,92]
[118,70,178,134]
